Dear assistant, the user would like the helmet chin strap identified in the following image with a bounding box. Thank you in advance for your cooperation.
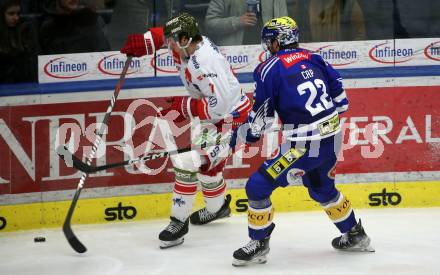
[177,37,193,58]
[262,39,279,56]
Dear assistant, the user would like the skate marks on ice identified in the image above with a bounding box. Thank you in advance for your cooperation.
[0,208,439,275]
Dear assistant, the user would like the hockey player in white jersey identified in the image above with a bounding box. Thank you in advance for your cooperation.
[121,13,251,248]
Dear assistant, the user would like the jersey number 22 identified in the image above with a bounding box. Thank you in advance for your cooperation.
[297,79,334,116]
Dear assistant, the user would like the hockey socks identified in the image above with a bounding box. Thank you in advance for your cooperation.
[322,192,374,251]
[322,192,356,233]
[199,173,227,212]
[190,172,231,225]
[159,168,197,248]
[247,198,274,240]
[170,168,198,221]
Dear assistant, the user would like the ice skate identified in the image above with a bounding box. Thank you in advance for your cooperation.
[190,194,232,225]
[232,223,275,266]
[332,219,375,252]
[159,217,189,249]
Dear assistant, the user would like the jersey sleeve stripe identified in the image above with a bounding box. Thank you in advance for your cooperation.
[261,57,279,82]
[336,105,348,113]
[202,97,211,120]
[333,90,347,103]
[236,96,251,113]
[261,56,278,75]
[186,97,195,120]
[195,98,210,120]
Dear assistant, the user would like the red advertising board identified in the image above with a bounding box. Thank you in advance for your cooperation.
[0,86,439,195]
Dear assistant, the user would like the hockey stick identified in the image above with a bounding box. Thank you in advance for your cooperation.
[62,56,133,253]
[57,145,193,174]
[58,122,279,175]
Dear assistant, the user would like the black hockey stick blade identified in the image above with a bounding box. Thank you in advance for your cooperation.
[58,145,194,174]
[63,221,87,253]
[63,189,87,253]
[60,56,133,254]
[57,145,96,174]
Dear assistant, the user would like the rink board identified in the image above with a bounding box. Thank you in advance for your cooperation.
[1,181,440,232]
[1,84,439,197]
[37,38,440,83]
[1,37,440,232]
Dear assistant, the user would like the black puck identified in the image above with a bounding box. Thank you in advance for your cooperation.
[34,236,46,242]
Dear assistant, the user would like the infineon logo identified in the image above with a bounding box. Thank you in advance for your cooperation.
[150,52,178,73]
[43,57,88,79]
[369,42,414,64]
[151,51,249,73]
[225,53,249,71]
[424,41,440,61]
[258,51,272,63]
[315,45,358,66]
[98,54,141,75]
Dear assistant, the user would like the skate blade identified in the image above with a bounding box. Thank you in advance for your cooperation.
[355,237,375,252]
[159,237,184,249]
[191,211,231,225]
[232,256,267,266]
[341,245,375,252]
[232,255,268,267]
[359,245,375,252]
[206,209,231,224]
[217,212,231,221]
[335,238,375,253]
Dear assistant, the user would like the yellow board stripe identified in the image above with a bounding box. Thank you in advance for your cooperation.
[1,181,440,232]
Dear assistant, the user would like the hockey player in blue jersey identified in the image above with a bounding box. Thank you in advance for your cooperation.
[232,16,374,266]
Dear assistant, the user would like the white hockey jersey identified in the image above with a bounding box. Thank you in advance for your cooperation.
[173,37,251,124]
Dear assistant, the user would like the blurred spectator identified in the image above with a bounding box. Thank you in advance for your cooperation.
[357,0,439,39]
[357,0,394,39]
[82,0,106,10]
[82,0,114,24]
[20,0,45,14]
[340,0,367,41]
[39,0,110,54]
[308,0,366,42]
[286,0,366,43]
[0,0,39,83]
[393,0,440,38]
[179,0,211,33]
[286,0,311,42]
[205,0,288,46]
[308,0,343,41]
[106,0,154,50]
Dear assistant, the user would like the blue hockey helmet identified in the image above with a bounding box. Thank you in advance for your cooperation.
[261,16,299,51]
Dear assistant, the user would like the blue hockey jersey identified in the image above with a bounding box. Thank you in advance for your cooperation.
[249,48,349,141]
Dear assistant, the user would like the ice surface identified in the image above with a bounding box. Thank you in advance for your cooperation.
[1,208,439,275]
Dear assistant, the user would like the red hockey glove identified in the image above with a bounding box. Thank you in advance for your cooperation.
[120,27,164,57]
[159,97,199,123]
